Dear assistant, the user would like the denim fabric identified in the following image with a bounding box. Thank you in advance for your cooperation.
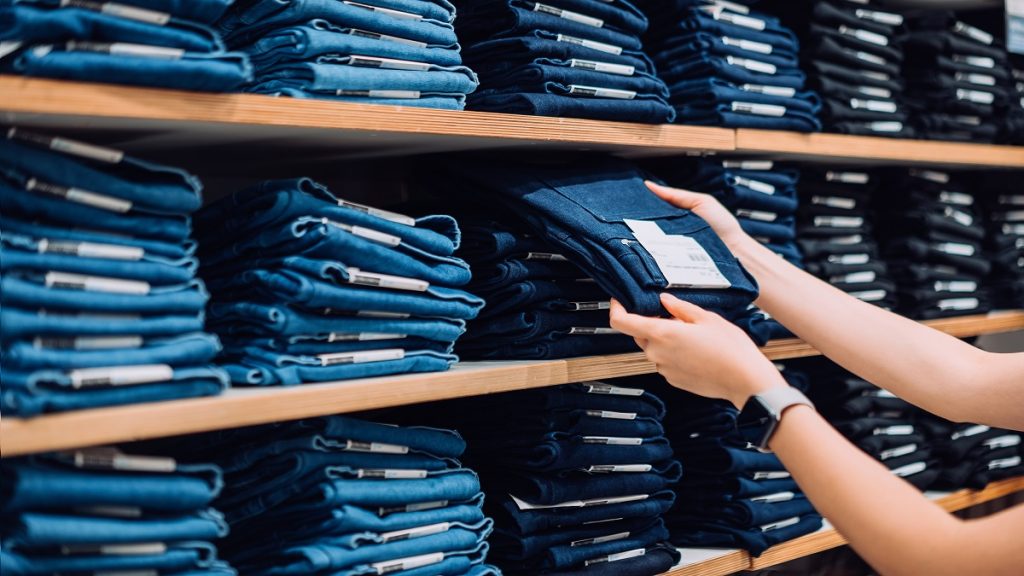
[653,7,799,52]
[463,412,667,445]
[493,490,676,534]
[117,0,236,23]
[198,178,459,257]
[668,514,823,556]
[487,461,683,505]
[252,92,464,110]
[468,91,676,122]
[811,34,900,76]
[219,0,459,48]
[244,18,463,68]
[683,475,800,501]
[0,460,222,513]
[545,544,680,576]
[683,442,785,476]
[658,54,807,90]
[442,157,759,316]
[463,35,655,76]
[676,103,822,131]
[470,259,585,292]
[0,542,231,575]
[490,516,659,561]
[227,336,453,359]
[478,63,670,98]
[202,217,471,286]
[681,495,815,527]
[2,332,220,370]
[536,521,668,570]
[666,78,821,116]
[469,383,667,419]
[459,334,638,360]
[463,310,615,345]
[656,31,801,69]
[2,274,208,314]
[493,434,674,473]
[738,217,797,242]
[809,24,904,63]
[284,469,482,511]
[456,2,644,52]
[207,267,483,320]
[470,0,649,36]
[208,301,466,340]
[0,4,223,52]
[3,364,228,393]
[476,279,607,319]
[222,349,457,385]
[1,307,206,340]
[0,215,197,260]
[251,56,478,95]
[4,509,228,549]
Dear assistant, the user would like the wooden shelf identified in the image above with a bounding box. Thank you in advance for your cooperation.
[669,476,1024,576]
[3,77,1024,168]
[1,311,1021,457]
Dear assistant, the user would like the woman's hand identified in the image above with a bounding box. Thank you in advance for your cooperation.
[646,180,754,251]
[610,293,787,408]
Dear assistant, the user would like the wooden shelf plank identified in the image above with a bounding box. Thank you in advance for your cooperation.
[1,311,1021,457]
[669,476,1024,576]
[3,77,1024,167]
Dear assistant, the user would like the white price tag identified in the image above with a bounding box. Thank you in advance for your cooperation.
[624,219,732,289]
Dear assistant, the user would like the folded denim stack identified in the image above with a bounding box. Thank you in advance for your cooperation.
[796,168,898,310]
[434,382,682,575]
[979,175,1024,309]
[918,419,1024,491]
[647,157,803,344]
[454,217,636,359]
[191,416,498,576]
[195,178,482,386]
[903,12,1009,142]
[878,169,992,320]
[646,371,822,557]
[770,0,912,138]
[437,155,760,319]
[1002,65,1024,143]
[804,360,939,491]
[0,128,229,417]
[639,0,821,131]
[453,0,674,123]
[0,0,251,91]
[217,0,478,110]
[1,448,234,575]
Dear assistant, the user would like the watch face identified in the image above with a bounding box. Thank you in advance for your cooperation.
[738,395,773,431]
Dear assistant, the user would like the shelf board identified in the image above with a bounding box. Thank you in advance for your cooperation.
[3,77,1024,168]
[669,476,1024,576]
[1,311,1021,457]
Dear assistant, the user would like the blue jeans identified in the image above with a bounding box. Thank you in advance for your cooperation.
[491,516,658,561]
[243,18,463,68]
[668,514,823,556]
[488,461,683,505]
[222,349,457,385]
[656,31,800,69]
[219,0,459,48]
[477,63,670,98]
[254,89,465,109]
[537,521,669,570]
[1,274,208,314]
[494,490,676,535]
[456,2,644,52]
[666,78,821,116]
[0,215,196,260]
[493,434,674,473]
[2,332,221,370]
[251,56,478,95]
[470,259,585,292]
[657,8,800,52]
[676,103,822,131]
[198,177,459,257]
[477,279,608,319]
[4,509,228,549]
[0,542,231,575]
[248,537,488,576]
[458,333,638,360]
[463,310,615,345]
[470,383,667,419]
[658,54,806,90]
[463,35,655,76]
[468,91,676,122]
[1,307,206,340]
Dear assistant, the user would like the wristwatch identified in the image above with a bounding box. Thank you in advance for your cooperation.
[739,387,815,453]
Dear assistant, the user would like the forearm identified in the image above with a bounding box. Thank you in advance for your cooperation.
[769,406,973,576]
[733,238,1007,424]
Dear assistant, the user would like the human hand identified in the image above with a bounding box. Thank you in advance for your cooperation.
[645,180,754,252]
[610,294,788,408]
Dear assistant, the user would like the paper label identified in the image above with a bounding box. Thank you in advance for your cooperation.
[701,6,766,30]
[954,55,996,69]
[345,267,429,292]
[585,548,647,566]
[731,101,786,117]
[567,326,621,335]
[344,439,410,454]
[873,425,914,436]
[741,84,796,97]
[956,72,997,86]
[953,21,994,45]
[357,468,428,479]
[347,29,427,48]
[1003,223,1024,234]
[569,58,634,76]
[343,0,422,20]
[938,298,979,311]
[943,207,974,227]
[35,335,144,350]
[953,424,991,440]
[989,456,1023,470]
[328,332,406,342]
[831,234,863,245]
[511,493,648,510]
[855,8,903,26]
[566,301,611,311]
[736,208,777,222]
[722,36,773,54]
[826,171,870,184]
[879,443,918,460]
[59,0,172,25]
[582,436,643,446]
[533,2,604,28]
[726,55,776,74]
[61,542,167,556]
[556,33,622,55]
[585,383,644,396]
[853,50,885,65]
[999,210,1024,221]
[957,89,995,104]
[26,178,132,213]
[318,348,405,366]
[749,491,795,504]
[379,501,447,515]
[710,0,750,14]
[999,194,1024,205]
[74,505,144,518]
[585,464,653,473]
[935,242,975,257]
[862,70,891,81]
[525,252,569,261]
[984,435,1021,450]
[69,364,173,389]
[7,127,124,163]
[831,271,876,284]
[939,191,974,206]
[723,160,774,170]
[935,281,977,293]
[752,471,791,480]
[892,462,927,478]
[857,85,892,98]
[59,448,176,472]
[851,98,897,113]
[840,25,889,46]
[828,254,870,265]
[911,169,950,183]
[371,552,444,574]
[585,410,637,420]
[814,216,864,228]
[348,55,431,71]
[624,219,732,289]
[0,41,23,58]
[380,522,450,543]
[45,272,150,295]
[67,40,183,59]
[812,195,857,210]
[323,218,402,247]
[760,517,800,532]
[38,238,144,261]
[734,176,775,195]
[568,85,636,99]
[335,201,413,227]
[850,289,886,302]
[571,532,630,547]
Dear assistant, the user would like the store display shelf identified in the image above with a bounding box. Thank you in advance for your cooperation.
[3,77,1024,168]
[2,311,1021,457]
[668,476,1024,576]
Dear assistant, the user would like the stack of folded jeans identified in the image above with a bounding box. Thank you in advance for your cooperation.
[879,169,992,320]
[770,0,912,138]
[454,216,636,359]
[640,0,821,131]
[904,12,1009,142]
[0,0,251,91]
[980,175,1024,309]
[192,416,498,576]
[797,168,898,310]
[1003,65,1024,143]
[435,155,760,318]
[918,419,1024,490]
[647,157,803,344]
[1,448,234,575]
[0,128,229,417]
[433,382,682,575]
[453,0,674,123]
[217,0,478,110]
[804,359,939,491]
[195,178,482,386]
[646,371,822,557]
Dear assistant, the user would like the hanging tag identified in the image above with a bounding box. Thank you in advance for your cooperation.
[356,469,428,479]
[624,219,732,289]
[343,1,422,20]
[839,25,889,46]
[935,242,975,257]
[568,85,637,99]
[826,171,870,184]
[585,410,637,420]
[734,176,776,195]
[862,70,891,82]
[827,254,870,265]
[37,238,144,260]
[45,271,150,295]
[61,0,171,24]
[943,207,974,227]
[830,271,876,284]
[723,160,774,170]
[857,85,892,99]
[855,8,903,26]
[60,542,168,556]
[555,34,623,55]
[956,89,995,104]
[339,88,422,99]
[56,447,176,472]
[736,208,777,222]
[343,439,410,454]
[347,55,431,71]
[726,55,777,74]
[749,491,795,504]
[347,29,427,48]
[830,234,863,245]
[380,523,451,543]
[66,40,184,59]
[812,196,857,210]
[873,425,914,436]
[984,435,1022,450]
[741,84,796,97]
[752,470,791,480]
[850,289,887,302]
[935,280,977,293]
[568,326,621,336]
[323,218,402,247]
[937,298,979,311]
[318,348,405,366]
[850,98,897,113]
[953,21,994,45]
[760,517,800,532]
[26,177,132,213]
[954,55,996,69]
[379,500,448,515]
[815,216,863,228]
[572,532,630,547]
[585,383,644,396]
[700,6,766,30]
[582,436,643,445]
[533,2,604,27]
[892,462,927,478]
[939,191,974,206]
[345,268,429,292]
[34,335,144,350]
[585,548,646,566]
[69,364,173,389]
[328,332,407,342]
[566,301,611,312]
[371,552,444,575]
[879,443,918,461]
[952,424,991,440]
[731,102,786,117]
[989,456,1022,470]
[584,464,653,473]
[722,36,773,54]
[852,50,885,65]
[7,127,125,163]
[568,58,635,76]
[956,72,997,87]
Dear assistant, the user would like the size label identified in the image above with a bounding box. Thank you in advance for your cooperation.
[347,55,431,71]
[323,218,402,247]
[723,36,773,54]
[850,98,897,113]
[732,102,786,116]
[568,85,636,99]
[939,191,974,206]
[45,272,150,295]
[857,85,892,99]
[749,491,795,504]
[840,25,888,46]
[585,410,637,420]
[347,29,427,48]
[26,178,132,213]
[740,84,796,97]
[67,41,184,59]
[38,238,144,260]
[826,171,870,184]
[734,176,775,195]
[61,0,171,25]
[855,8,903,26]
[318,348,405,366]
[343,1,422,20]
[345,268,429,292]
[572,532,630,547]
[938,298,979,311]
[327,332,406,342]
[568,58,634,76]
[356,469,428,480]
[58,448,176,472]
[726,55,776,74]
[700,6,766,30]
[624,219,732,289]
[68,364,173,388]
[582,436,643,446]
[555,34,622,55]
[380,522,450,543]
[533,2,604,28]
[879,443,918,460]
[812,196,857,210]
[35,336,144,350]
[586,383,644,396]
[953,21,994,45]
[935,280,977,293]
[370,553,444,575]
[343,439,410,454]
[7,127,125,163]
[511,493,648,510]
[585,464,653,473]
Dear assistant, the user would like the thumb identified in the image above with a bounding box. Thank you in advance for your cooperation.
[645,181,707,211]
[660,293,710,323]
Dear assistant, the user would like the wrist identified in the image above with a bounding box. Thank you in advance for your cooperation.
[730,365,789,410]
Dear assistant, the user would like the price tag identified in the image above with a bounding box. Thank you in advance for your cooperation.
[585,383,644,396]
[556,34,622,55]
[879,443,918,461]
[343,1,422,20]
[624,219,732,289]
[533,2,604,28]
[569,59,634,76]
[69,364,173,388]
[723,36,773,54]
